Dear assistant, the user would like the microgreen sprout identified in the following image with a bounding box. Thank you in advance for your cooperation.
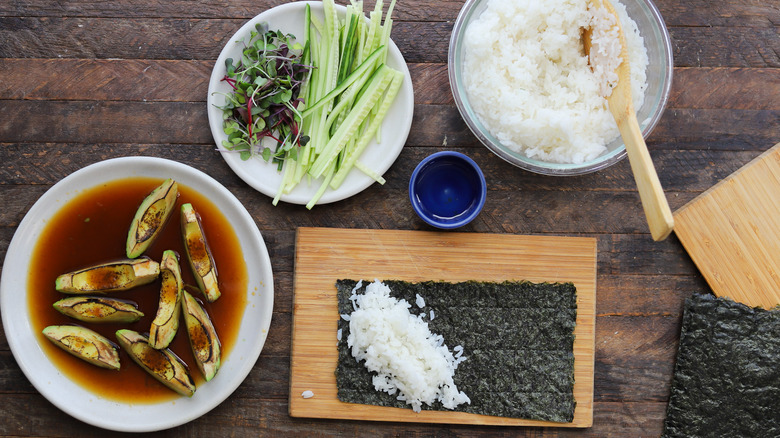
[216,23,312,167]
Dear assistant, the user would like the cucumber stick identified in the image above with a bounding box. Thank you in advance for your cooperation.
[330,68,403,189]
[272,0,402,209]
[309,65,394,178]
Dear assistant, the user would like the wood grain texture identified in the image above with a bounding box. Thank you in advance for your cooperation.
[3,0,780,28]
[1,100,777,149]
[289,227,596,427]
[0,0,779,435]
[674,143,780,308]
[1,18,779,68]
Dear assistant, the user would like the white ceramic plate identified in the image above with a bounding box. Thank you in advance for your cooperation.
[207,1,414,205]
[0,157,274,432]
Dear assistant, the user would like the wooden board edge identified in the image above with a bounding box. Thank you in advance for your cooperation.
[289,228,597,427]
[674,142,780,218]
[672,143,780,308]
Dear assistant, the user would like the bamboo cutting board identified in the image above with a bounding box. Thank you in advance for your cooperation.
[674,143,780,309]
[289,227,596,427]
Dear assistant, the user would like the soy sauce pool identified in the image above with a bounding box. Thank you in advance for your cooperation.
[27,177,248,403]
[415,160,480,219]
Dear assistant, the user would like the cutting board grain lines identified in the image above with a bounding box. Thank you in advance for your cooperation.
[289,227,596,427]
[674,143,780,308]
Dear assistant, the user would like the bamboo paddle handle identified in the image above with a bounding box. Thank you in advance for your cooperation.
[615,108,674,241]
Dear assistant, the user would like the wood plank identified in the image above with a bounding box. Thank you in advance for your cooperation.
[0,393,669,437]
[674,143,780,308]
[1,17,778,67]
[2,100,776,150]
[0,17,241,60]
[670,26,780,68]
[670,68,780,110]
[658,0,780,27]
[0,101,213,144]
[0,59,212,102]
[2,0,778,29]
[648,108,780,146]
[594,315,680,402]
[289,227,596,427]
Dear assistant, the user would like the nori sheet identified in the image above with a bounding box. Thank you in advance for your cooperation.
[662,293,780,437]
[335,279,577,423]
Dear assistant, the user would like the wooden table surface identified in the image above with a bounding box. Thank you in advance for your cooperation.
[1,0,778,436]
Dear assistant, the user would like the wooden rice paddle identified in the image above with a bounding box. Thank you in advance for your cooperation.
[584,0,674,241]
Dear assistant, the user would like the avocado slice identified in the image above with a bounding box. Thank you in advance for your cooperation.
[149,250,183,349]
[53,296,144,323]
[126,178,179,259]
[42,325,120,370]
[115,329,195,397]
[181,290,221,381]
[55,257,160,294]
[180,203,221,302]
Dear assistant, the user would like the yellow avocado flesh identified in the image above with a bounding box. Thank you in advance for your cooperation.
[126,179,178,259]
[55,259,159,294]
[149,250,183,349]
[115,330,195,397]
[43,325,120,370]
[53,296,144,323]
[182,291,221,381]
[181,203,221,302]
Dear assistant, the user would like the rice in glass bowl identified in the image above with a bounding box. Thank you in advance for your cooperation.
[448,0,672,175]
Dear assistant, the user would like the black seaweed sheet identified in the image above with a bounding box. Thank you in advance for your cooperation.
[335,279,577,423]
[663,293,780,437]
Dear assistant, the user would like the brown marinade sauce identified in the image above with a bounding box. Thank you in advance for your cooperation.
[27,177,247,403]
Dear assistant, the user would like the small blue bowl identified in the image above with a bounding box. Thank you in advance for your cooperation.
[409,151,487,229]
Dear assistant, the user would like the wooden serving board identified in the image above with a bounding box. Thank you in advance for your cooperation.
[674,143,780,309]
[289,227,596,427]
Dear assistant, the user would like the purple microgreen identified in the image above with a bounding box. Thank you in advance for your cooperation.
[218,22,312,164]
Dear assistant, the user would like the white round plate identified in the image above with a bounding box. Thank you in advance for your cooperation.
[0,157,274,432]
[207,1,414,205]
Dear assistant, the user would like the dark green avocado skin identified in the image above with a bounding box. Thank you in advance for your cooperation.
[663,293,780,437]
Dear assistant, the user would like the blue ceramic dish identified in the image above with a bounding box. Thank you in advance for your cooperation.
[409,151,487,229]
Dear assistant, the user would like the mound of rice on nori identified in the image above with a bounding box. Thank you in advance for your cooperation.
[663,293,780,437]
[336,279,577,423]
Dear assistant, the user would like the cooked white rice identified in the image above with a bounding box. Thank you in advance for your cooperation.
[462,0,648,164]
[347,280,470,412]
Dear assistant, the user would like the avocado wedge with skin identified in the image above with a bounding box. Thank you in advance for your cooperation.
[43,325,120,370]
[181,290,221,381]
[126,178,179,259]
[115,329,195,397]
[181,203,221,302]
[55,258,160,294]
[53,296,144,323]
[149,250,183,349]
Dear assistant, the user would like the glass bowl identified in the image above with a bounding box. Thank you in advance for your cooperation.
[448,0,673,176]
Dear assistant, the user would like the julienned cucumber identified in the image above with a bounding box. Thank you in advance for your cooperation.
[271,0,402,209]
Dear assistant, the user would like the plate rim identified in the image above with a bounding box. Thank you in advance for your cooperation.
[206,1,414,205]
[0,156,274,432]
